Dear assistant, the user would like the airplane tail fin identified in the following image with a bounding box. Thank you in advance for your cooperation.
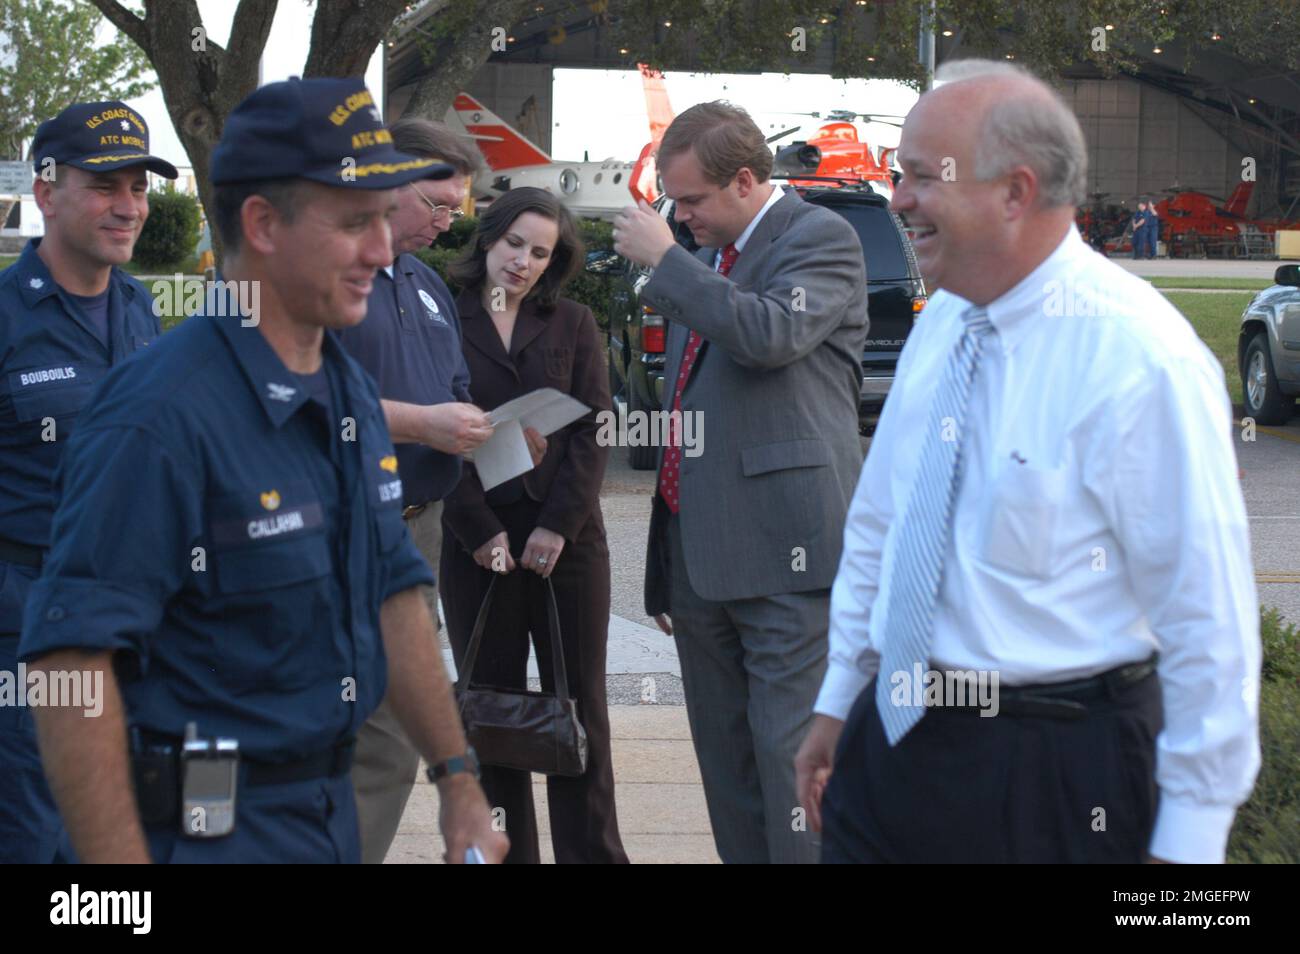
[444,92,551,170]
[630,141,660,205]
[638,63,675,148]
[1225,181,1253,216]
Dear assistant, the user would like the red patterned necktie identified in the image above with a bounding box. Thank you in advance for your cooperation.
[658,242,739,513]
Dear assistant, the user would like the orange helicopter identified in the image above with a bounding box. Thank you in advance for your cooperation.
[1105,182,1298,256]
[769,111,904,197]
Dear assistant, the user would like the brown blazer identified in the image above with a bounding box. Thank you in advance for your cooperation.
[442,289,611,552]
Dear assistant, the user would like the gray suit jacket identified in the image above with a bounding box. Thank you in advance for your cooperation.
[643,187,869,613]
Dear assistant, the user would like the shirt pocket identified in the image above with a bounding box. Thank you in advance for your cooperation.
[5,367,96,423]
[980,464,1068,580]
[207,482,333,688]
[543,345,574,386]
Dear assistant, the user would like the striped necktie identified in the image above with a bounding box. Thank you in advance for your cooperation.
[875,306,993,745]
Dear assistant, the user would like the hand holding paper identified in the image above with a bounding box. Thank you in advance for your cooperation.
[467,388,590,491]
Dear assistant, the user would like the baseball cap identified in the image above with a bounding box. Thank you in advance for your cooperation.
[32,101,179,179]
[211,77,453,189]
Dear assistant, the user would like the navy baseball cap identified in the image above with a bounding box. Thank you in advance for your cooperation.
[211,77,453,188]
[32,101,178,178]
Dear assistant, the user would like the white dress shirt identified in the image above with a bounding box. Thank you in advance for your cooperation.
[816,224,1261,864]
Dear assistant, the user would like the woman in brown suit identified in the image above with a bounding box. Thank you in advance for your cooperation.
[441,187,627,863]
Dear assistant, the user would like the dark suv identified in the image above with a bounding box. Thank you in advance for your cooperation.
[597,183,927,468]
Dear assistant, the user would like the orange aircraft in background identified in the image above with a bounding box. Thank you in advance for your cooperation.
[1105,182,1298,256]
[444,64,673,220]
[769,111,903,198]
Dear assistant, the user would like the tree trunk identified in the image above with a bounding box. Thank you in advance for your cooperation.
[91,0,278,268]
[91,0,544,261]
[399,0,535,120]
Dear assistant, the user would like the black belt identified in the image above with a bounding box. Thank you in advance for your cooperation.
[136,732,355,787]
[0,536,45,570]
[938,655,1158,720]
[244,739,355,786]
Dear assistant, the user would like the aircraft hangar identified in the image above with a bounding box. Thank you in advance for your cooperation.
[385,3,1299,243]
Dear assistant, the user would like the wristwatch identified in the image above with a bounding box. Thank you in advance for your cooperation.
[426,746,480,783]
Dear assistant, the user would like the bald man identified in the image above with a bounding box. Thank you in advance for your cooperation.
[796,59,1260,864]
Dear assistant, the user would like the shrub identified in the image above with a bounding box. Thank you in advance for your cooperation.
[1227,607,1300,863]
[569,218,618,333]
[414,211,620,331]
[134,189,201,272]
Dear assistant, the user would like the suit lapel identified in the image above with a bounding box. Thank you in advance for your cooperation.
[662,246,715,389]
[457,290,517,375]
[508,299,548,359]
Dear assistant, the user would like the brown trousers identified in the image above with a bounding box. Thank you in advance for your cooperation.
[351,501,443,864]
[439,497,628,864]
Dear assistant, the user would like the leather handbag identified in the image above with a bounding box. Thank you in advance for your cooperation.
[454,574,589,777]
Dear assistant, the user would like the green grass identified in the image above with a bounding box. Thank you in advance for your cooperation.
[1160,291,1254,406]
[0,253,200,275]
[1227,607,1300,863]
[1146,277,1270,292]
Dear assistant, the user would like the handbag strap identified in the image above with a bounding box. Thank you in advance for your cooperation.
[455,573,573,702]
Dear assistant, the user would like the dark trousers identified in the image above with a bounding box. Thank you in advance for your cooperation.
[145,774,359,863]
[439,499,628,864]
[822,673,1162,863]
[52,773,359,864]
[0,633,65,863]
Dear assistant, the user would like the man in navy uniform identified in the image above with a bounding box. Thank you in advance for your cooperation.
[1141,196,1160,259]
[0,101,176,863]
[1131,200,1149,259]
[19,78,507,863]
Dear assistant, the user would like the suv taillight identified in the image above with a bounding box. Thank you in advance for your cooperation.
[641,308,666,353]
[912,296,926,316]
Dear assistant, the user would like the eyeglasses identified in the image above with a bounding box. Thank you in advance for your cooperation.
[408,183,464,221]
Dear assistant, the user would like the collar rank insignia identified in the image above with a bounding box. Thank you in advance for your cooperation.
[379,455,398,473]
[260,489,281,511]
[29,277,44,289]
[267,382,296,402]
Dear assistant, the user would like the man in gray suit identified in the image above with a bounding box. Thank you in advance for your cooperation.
[613,101,869,863]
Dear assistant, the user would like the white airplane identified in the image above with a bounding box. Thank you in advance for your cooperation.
[444,65,674,222]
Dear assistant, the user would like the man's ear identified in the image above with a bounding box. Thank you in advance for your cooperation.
[734,167,756,198]
[32,178,56,218]
[240,194,281,256]
[1004,164,1038,221]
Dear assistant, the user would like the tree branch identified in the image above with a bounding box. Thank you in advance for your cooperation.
[303,0,410,78]
[217,0,279,105]
[88,0,152,57]
[399,0,535,119]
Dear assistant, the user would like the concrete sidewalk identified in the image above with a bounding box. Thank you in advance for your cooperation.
[387,703,719,864]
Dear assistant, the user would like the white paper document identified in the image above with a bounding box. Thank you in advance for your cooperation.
[467,388,590,491]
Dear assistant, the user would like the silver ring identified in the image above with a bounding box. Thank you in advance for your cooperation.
[536,556,548,566]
